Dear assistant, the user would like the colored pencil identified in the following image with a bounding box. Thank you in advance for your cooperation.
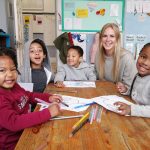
[72,112,90,129]
[69,118,89,137]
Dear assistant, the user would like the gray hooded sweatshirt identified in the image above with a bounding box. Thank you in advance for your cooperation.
[54,62,96,83]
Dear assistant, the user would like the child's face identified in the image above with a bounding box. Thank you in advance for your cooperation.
[29,43,46,68]
[67,48,82,68]
[136,47,150,77]
[0,56,18,89]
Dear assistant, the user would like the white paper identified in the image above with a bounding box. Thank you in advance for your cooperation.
[73,18,82,29]
[92,95,133,113]
[110,4,119,16]
[63,81,96,88]
[64,18,73,30]
[18,82,33,92]
[143,1,150,13]
[39,95,94,112]
[125,43,135,55]
[61,95,93,112]
[126,0,134,13]
[135,1,143,13]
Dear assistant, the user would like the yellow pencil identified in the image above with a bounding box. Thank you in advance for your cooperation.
[72,112,90,130]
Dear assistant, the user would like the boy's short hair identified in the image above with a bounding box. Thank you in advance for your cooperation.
[0,47,18,69]
[31,39,47,56]
[67,45,84,57]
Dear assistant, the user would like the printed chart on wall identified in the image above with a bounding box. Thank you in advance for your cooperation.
[62,0,125,32]
[124,0,150,61]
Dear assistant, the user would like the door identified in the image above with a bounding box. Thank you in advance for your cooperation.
[14,0,24,67]
[7,0,24,67]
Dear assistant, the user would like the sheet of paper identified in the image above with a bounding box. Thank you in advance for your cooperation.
[63,81,96,88]
[64,18,73,30]
[18,82,33,92]
[110,4,119,16]
[92,95,133,113]
[38,95,94,112]
[126,0,134,13]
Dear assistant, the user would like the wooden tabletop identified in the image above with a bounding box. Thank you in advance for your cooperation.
[15,81,150,150]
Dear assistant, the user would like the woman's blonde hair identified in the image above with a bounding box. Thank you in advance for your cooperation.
[98,23,123,82]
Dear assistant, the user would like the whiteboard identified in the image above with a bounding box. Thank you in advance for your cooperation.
[62,0,125,32]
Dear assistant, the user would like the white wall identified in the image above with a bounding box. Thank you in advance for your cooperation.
[0,0,8,32]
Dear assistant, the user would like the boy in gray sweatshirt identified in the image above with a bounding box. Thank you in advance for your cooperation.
[54,46,96,87]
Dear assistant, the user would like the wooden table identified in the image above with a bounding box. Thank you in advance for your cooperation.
[15,81,150,150]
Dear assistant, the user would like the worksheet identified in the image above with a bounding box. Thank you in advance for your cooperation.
[92,95,133,113]
[38,95,94,112]
[63,81,96,88]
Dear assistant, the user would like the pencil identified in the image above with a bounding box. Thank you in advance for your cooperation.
[72,112,90,130]
[49,89,77,93]
[69,118,89,137]
[60,101,69,107]
[49,115,83,120]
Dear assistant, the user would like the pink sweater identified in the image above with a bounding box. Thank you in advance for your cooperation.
[0,83,52,150]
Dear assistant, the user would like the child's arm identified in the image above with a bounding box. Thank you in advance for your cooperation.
[114,101,150,118]
[0,99,61,131]
[26,91,63,103]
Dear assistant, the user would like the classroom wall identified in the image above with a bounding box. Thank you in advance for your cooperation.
[124,0,150,60]
[56,0,150,66]
[56,0,124,66]
[0,0,8,33]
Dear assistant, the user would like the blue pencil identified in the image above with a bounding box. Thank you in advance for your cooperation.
[74,102,95,109]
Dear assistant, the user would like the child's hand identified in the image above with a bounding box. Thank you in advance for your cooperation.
[116,82,128,93]
[48,103,60,117]
[54,81,65,88]
[114,102,131,116]
[49,95,63,103]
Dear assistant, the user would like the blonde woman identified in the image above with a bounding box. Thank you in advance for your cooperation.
[95,23,137,87]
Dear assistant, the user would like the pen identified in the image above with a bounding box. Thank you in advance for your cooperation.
[60,101,69,107]
[72,112,90,129]
[74,102,95,109]
[69,118,89,137]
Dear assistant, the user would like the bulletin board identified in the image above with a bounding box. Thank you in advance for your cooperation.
[62,0,125,32]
